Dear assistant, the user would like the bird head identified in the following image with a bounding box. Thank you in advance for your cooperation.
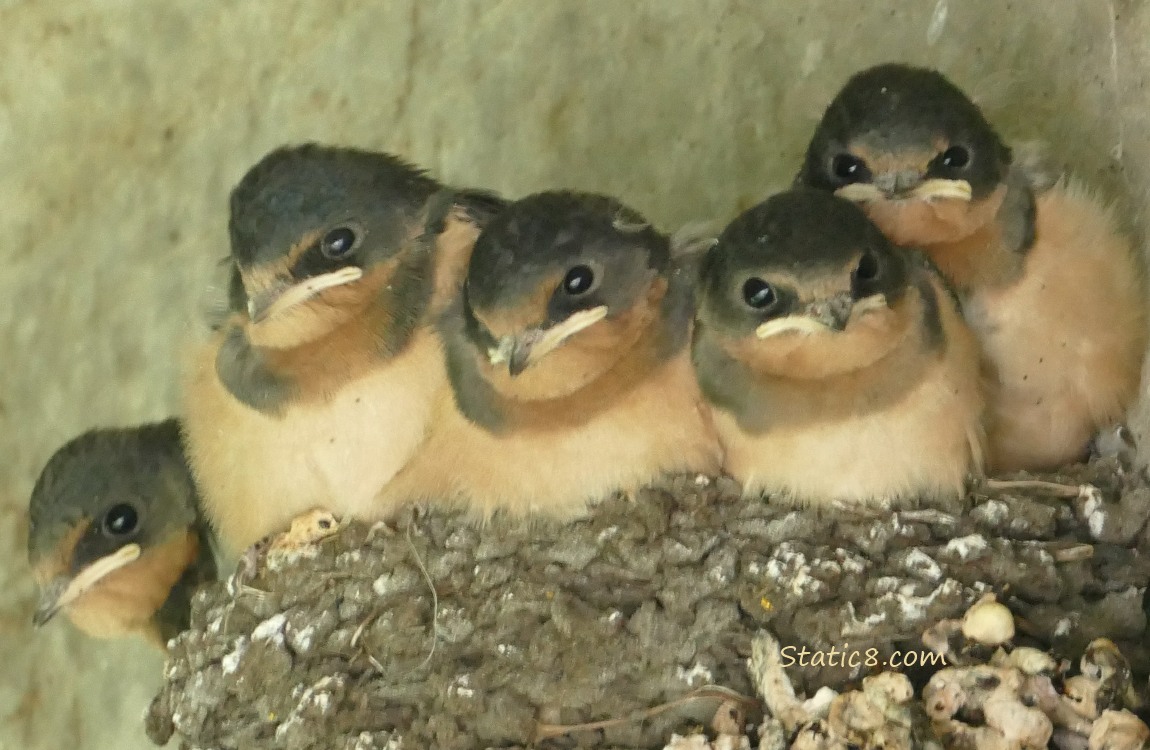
[697,189,917,380]
[797,63,1012,247]
[27,420,201,637]
[462,191,670,400]
[228,144,441,350]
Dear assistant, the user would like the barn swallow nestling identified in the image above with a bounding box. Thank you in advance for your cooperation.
[693,189,985,507]
[27,419,215,646]
[380,191,722,518]
[182,144,503,554]
[796,63,1148,473]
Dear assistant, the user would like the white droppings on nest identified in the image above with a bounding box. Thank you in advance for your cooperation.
[447,674,475,699]
[290,624,316,653]
[664,734,750,750]
[801,686,839,718]
[764,545,835,598]
[663,734,712,750]
[902,549,943,582]
[840,601,888,637]
[789,570,827,598]
[694,474,711,487]
[371,569,417,596]
[1054,617,1073,638]
[978,499,1010,523]
[871,576,903,595]
[496,643,520,657]
[887,577,961,624]
[267,544,321,571]
[252,612,287,642]
[676,662,714,687]
[708,563,732,585]
[835,549,867,575]
[747,561,763,576]
[352,731,400,750]
[274,714,304,741]
[335,550,362,566]
[597,525,619,543]
[945,533,988,560]
[1085,494,1107,538]
[221,636,249,675]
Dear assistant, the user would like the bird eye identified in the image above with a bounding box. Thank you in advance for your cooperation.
[853,249,881,284]
[831,154,868,183]
[742,277,777,309]
[563,265,595,295]
[939,145,971,170]
[103,503,139,536]
[321,226,358,259]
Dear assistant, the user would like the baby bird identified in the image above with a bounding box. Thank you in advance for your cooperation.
[381,191,722,517]
[693,189,985,507]
[28,419,215,646]
[797,63,1147,472]
[182,144,500,553]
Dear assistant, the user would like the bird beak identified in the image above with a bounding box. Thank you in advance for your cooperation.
[246,267,365,323]
[911,178,972,201]
[487,305,610,376]
[33,543,142,627]
[836,176,971,203]
[755,292,854,339]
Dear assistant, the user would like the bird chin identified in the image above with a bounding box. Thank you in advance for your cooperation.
[33,543,142,627]
[249,267,365,324]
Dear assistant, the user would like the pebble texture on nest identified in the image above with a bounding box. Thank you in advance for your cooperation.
[148,459,1150,749]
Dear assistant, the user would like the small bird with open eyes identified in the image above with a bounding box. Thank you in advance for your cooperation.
[796,63,1147,473]
[182,144,503,554]
[27,419,216,646]
[378,190,722,518]
[693,189,985,507]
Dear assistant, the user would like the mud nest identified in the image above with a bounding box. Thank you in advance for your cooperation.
[147,458,1150,749]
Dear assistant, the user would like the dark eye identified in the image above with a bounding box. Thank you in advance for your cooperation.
[321,227,358,259]
[563,265,595,295]
[103,504,139,536]
[853,250,881,284]
[742,277,777,309]
[831,154,868,183]
[939,145,970,169]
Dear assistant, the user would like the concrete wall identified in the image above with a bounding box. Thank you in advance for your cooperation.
[2,2,1146,747]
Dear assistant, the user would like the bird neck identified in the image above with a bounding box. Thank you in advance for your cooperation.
[910,175,1035,293]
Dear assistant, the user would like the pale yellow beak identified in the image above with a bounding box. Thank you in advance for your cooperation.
[836,178,972,203]
[33,543,142,627]
[247,267,365,323]
[754,293,886,339]
[487,305,610,375]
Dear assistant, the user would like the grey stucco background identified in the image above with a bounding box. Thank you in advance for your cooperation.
[2,2,1148,748]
